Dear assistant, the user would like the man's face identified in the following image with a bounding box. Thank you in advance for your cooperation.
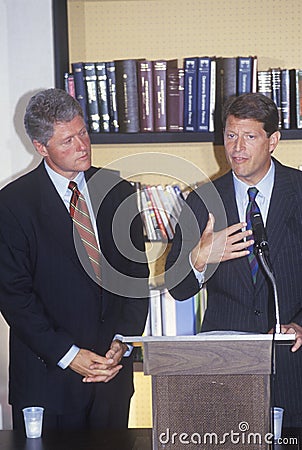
[35,115,91,179]
[223,115,280,186]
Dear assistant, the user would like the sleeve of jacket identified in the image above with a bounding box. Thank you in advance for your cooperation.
[165,188,208,301]
[0,202,75,367]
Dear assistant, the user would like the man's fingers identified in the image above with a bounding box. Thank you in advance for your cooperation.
[82,365,123,383]
[227,221,247,235]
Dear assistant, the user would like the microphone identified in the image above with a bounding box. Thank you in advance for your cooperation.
[251,211,269,254]
[251,211,280,334]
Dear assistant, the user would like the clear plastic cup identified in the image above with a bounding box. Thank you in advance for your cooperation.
[22,407,44,438]
[273,406,284,440]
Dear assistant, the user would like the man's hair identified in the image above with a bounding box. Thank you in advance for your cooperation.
[222,93,279,137]
[24,88,84,145]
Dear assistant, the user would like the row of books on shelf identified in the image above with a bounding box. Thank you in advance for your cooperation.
[257,67,302,129]
[65,56,302,135]
[132,182,186,241]
[144,287,207,337]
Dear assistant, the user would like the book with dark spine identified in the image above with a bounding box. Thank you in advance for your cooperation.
[167,67,184,132]
[184,57,198,131]
[197,57,212,132]
[153,59,177,132]
[281,69,290,129]
[71,62,88,127]
[216,57,237,102]
[115,59,140,133]
[271,67,282,128]
[137,60,154,132]
[209,58,216,132]
[289,68,302,129]
[215,57,237,136]
[105,61,119,132]
[237,56,253,95]
[83,62,101,133]
[95,62,110,132]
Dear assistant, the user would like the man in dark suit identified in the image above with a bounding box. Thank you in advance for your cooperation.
[166,93,302,427]
[0,88,149,430]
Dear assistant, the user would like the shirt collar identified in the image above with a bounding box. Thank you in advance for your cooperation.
[44,160,86,197]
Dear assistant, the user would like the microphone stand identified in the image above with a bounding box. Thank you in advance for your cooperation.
[254,243,281,335]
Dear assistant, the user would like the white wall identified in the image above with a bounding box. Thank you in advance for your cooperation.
[0,0,55,429]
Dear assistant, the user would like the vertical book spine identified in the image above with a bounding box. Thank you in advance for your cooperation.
[95,62,110,132]
[137,60,154,132]
[184,57,198,131]
[71,62,89,127]
[83,62,101,133]
[115,59,140,133]
[105,61,119,132]
[197,57,211,132]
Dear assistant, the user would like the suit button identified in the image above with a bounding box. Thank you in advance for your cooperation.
[254,310,261,316]
[100,318,105,323]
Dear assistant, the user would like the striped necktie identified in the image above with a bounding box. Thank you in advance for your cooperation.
[246,187,260,284]
[68,181,101,282]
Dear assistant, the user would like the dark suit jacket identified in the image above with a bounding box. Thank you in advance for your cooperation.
[166,158,302,426]
[0,162,149,415]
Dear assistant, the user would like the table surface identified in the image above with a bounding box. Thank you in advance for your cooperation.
[0,428,300,450]
[0,429,152,450]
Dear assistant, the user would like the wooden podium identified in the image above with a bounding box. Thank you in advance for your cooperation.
[124,333,294,450]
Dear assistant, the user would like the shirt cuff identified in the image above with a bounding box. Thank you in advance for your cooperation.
[114,334,133,357]
[189,252,206,287]
[57,345,80,369]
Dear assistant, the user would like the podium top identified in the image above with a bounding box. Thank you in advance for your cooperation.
[122,331,295,344]
[127,332,295,376]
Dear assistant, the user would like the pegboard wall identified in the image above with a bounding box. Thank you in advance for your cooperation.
[68,0,302,69]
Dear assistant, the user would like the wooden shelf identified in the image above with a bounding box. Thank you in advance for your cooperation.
[280,129,302,140]
[90,131,214,145]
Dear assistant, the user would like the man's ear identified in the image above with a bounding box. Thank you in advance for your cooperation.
[33,140,48,157]
[269,130,281,154]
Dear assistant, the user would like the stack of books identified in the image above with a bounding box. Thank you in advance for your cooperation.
[132,183,185,242]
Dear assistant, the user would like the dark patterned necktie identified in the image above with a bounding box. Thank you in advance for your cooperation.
[68,181,101,282]
[246,187,260,284]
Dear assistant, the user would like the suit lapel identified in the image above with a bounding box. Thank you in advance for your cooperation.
[265,160,297,264]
